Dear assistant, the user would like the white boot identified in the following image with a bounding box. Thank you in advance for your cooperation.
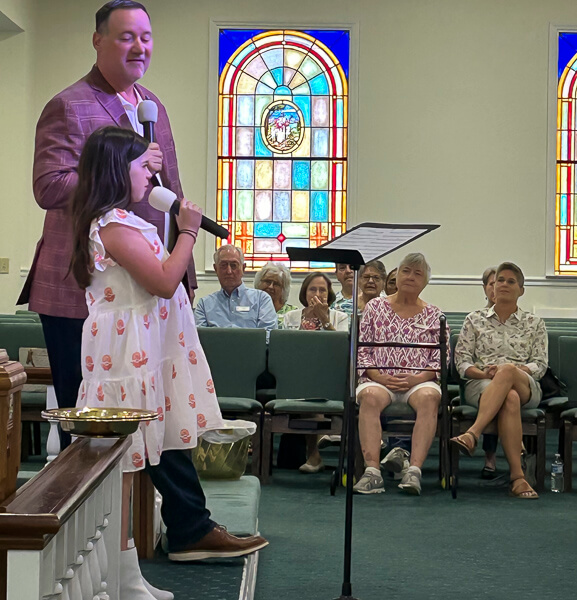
[120,548,173,600]
[143,577,174,600]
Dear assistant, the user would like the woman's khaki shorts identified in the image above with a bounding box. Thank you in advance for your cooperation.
[464,371,541,409]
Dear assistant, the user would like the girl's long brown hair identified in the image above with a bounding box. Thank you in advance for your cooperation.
[70,126,149,288]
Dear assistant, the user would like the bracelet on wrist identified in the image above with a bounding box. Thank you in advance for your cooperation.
[179,230,197,240]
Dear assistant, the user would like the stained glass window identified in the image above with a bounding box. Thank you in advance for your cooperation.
[555,32,577,274]
[216,29,350,271]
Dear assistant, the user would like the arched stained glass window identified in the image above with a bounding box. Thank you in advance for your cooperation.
[556,32,577,274]
[216,29,350,271]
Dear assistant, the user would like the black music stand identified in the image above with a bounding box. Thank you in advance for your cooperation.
[287,222,440,600]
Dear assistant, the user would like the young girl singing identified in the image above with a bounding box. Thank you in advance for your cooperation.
[70,126,224,599]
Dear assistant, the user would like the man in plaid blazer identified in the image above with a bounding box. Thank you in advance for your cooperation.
[18,0,267,571]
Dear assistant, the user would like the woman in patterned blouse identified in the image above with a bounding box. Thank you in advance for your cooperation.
[354,253,446,496]
[451,262,547,499]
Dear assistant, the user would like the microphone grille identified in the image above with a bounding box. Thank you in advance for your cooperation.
[138,99,158,124]
[149,187,177,213]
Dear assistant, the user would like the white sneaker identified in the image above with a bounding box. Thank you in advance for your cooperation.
[318,435,341,449]
[393,458,410,481]
[398,467,422,496]
[382,447,410,473]
[353,469,385,494]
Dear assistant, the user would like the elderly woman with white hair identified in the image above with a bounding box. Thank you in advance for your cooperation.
[354,252,447,496]
[254,262,298,329]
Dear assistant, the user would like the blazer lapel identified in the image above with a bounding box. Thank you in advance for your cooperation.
[86,65,132,129]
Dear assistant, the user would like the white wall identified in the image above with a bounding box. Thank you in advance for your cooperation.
[2,0,577,315]
[0,0,34,314]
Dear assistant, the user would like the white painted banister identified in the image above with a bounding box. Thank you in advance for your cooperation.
[0,437,129,600]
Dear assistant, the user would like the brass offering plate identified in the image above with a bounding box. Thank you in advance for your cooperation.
[42,407,159,438]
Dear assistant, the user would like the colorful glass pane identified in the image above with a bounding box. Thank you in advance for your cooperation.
[255,190,272,221]
[217,29,349,270]
[556,31,577,274]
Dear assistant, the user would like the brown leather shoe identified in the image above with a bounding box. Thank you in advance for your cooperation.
[168,525,269,561]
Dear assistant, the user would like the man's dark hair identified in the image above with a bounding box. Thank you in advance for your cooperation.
[96,1,149,33]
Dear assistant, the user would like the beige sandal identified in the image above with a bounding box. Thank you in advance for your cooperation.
[509,477,539,499]
[450,431,478,457]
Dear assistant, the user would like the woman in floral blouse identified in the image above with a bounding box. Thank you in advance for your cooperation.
[452,262,547,499]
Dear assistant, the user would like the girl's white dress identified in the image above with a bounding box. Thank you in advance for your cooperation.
[76,208,223,472]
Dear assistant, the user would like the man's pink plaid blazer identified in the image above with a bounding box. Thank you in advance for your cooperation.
[18,66,196,319]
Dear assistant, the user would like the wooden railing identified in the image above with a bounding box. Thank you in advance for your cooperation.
[0,350,25,503]
[0,436,130,600]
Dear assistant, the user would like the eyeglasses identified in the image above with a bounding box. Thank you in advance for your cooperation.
[361,275,382,282]
[261,278,282,288]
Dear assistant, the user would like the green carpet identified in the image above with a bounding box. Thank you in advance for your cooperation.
[254,435,577,600]
[140,555,245,600]
[18,427,577,599]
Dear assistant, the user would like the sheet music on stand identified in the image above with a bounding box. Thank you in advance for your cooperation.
[286,222,439,266]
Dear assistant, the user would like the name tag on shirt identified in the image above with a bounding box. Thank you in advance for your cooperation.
[236,306,250,312]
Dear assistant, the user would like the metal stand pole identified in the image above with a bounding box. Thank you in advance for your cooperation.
[334,267,360,600]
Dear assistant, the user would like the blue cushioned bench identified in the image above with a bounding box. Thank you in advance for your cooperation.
[203,475,261,536]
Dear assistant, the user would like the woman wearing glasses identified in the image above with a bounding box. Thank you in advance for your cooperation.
[254,262,298,329]
[358,261,387,313]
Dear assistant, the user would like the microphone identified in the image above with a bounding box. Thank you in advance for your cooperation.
[137,99,158,143]
[149,187,230,240]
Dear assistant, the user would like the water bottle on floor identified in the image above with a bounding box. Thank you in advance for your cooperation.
[551,453,564,493]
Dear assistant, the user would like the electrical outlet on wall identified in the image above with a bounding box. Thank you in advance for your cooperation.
[0,258,9,274]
